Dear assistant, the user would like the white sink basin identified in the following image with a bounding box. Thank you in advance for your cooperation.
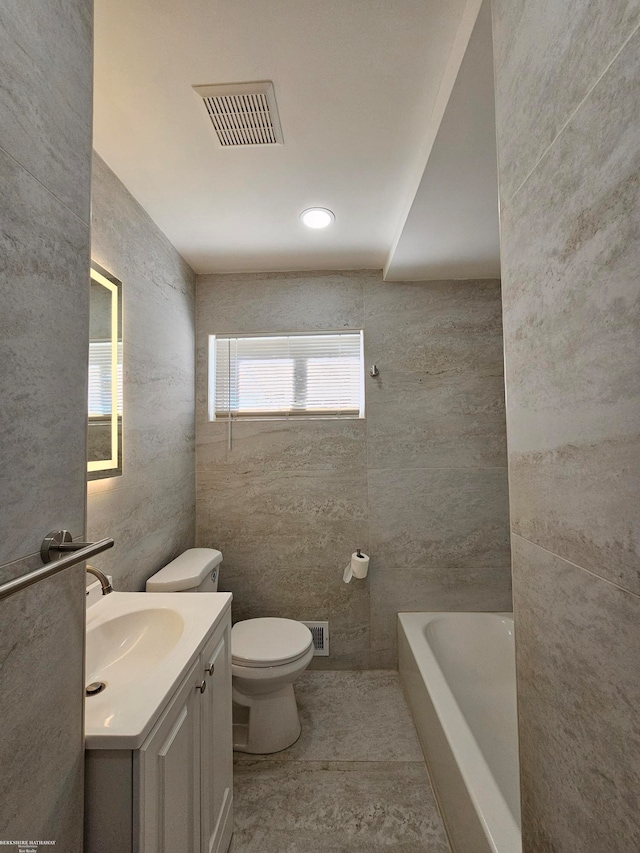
[85,591,232,749]
[87,608,185,686]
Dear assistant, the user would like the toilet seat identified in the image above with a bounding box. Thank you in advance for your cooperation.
[232,618,313,668]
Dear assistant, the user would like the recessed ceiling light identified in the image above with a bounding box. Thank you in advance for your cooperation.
[300,208,335,229]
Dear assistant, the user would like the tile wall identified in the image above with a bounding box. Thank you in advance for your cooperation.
[0,1,93,847]
[492,0,640,847]
[196,270,511,667]
[86,154,196,591]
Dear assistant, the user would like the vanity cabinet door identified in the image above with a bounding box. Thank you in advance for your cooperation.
[137,658,202,853]
[200,620,233,853]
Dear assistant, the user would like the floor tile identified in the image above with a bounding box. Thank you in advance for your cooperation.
[230,670,450,852]
[236,671,422,763]
[229,760,450,853]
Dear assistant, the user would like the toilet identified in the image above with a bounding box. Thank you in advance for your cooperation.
[146,548,314,754]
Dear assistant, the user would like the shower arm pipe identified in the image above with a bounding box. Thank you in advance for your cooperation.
[0,531,114,602]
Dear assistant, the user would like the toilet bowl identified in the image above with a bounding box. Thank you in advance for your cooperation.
[231,617,314,753]
[146,548,314,754]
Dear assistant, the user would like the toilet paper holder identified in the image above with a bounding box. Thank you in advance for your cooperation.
[343,549,370,583]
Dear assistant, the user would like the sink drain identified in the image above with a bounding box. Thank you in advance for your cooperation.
[86,681,106,696]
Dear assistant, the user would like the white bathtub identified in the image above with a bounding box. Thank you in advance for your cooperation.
[399,612,521,853]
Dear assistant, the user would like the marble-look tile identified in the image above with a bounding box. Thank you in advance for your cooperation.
[92,155,195,302]
[369,565,513,667]
[0,0,93,222]
[197,417,366,473]
[122,291,193,375]
[195,271,510,673]
[229,760,450,853]
[509,438,640,594]
[0,145,89,565]
[492,0,640,205]
[87,473,195,591]
[0,552,42,587]
[368,647,400,671]
[1,3,90,849]
[220,564,370,669]
[0,565,85,848]
[306,646,371,672]
[368,468,510,569]
[364,278,504,379]
[197,269,368,335]
[125,340,194,428]
[123,414,195,488]
[500,29,640,593]
[197,468,368,570]
[194,332,210,422]
[366,375,506,469]
[121,341,195,483]
[87,156,196,591]
[512,534,640,851]
[195,272,371,668]
[236,671,422,763]
[92,155,196,367]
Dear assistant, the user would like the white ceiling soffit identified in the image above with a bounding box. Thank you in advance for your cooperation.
[384,0,500,281]
[93,0,478,275]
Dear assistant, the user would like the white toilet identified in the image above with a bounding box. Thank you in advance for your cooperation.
[146,548,314,754]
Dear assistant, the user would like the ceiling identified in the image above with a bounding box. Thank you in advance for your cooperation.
[93,0,500,279]
[385,0,500,280]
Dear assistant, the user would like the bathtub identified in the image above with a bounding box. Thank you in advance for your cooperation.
[398,612,521,853]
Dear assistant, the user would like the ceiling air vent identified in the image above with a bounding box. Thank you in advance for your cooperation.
[193,80,284,147]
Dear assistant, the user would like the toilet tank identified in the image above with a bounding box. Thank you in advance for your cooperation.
[145,548,222,593]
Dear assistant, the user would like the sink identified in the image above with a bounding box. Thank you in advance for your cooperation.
[85,590,232,749]
[86,608,185,687]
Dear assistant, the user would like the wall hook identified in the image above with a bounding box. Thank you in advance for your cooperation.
[369,364,379,378]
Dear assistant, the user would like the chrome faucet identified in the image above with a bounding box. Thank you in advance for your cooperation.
[86,565,113,595]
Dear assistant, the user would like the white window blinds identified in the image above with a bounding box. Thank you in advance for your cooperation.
[211,332,364,419]
[88,341,123,417]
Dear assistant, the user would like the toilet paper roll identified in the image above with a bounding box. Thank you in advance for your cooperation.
[351,551,369,579]
[343,551,370,583]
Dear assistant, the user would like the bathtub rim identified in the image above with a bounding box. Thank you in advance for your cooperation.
[398,611,521,853]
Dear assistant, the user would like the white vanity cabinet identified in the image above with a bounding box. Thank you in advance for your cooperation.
[85,609,233,853]
[137,656,201,852]
[199,627,233,853]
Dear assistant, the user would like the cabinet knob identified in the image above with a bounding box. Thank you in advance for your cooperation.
[196,680,207,694]
[205,663,215,676]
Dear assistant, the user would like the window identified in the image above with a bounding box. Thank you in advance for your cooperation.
[210,331,364,419]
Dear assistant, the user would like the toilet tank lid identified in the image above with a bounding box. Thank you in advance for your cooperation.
[146,548,222,592]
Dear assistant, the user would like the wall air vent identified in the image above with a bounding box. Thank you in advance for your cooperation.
[193,80,284,147]
[301,621,329,656]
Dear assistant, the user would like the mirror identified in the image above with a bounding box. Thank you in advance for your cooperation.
[88,261,122,480]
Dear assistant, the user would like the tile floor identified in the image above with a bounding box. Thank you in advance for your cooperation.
[229,671,451,852]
